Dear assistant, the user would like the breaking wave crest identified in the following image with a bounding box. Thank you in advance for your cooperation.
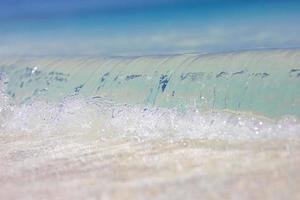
[1,73,299,140]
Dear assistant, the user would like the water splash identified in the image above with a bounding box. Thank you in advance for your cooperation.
[0,75,299,140]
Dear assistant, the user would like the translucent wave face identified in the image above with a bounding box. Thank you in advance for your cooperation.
[1,74,299,140]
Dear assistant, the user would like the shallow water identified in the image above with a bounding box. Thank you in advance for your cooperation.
[1,75,300,200]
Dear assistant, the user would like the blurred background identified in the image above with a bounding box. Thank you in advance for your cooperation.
[0,0,300,56]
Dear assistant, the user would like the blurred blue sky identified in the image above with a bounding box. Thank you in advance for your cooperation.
[0,0,299,56]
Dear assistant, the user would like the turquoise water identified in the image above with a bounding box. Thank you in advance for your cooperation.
[1,49,300,119]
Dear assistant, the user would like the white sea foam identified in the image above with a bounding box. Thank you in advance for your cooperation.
[1,74,299,140]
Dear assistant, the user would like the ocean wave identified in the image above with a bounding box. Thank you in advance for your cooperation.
[1,74,299,140]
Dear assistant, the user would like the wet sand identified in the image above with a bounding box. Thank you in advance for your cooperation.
[1,133,300,200]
